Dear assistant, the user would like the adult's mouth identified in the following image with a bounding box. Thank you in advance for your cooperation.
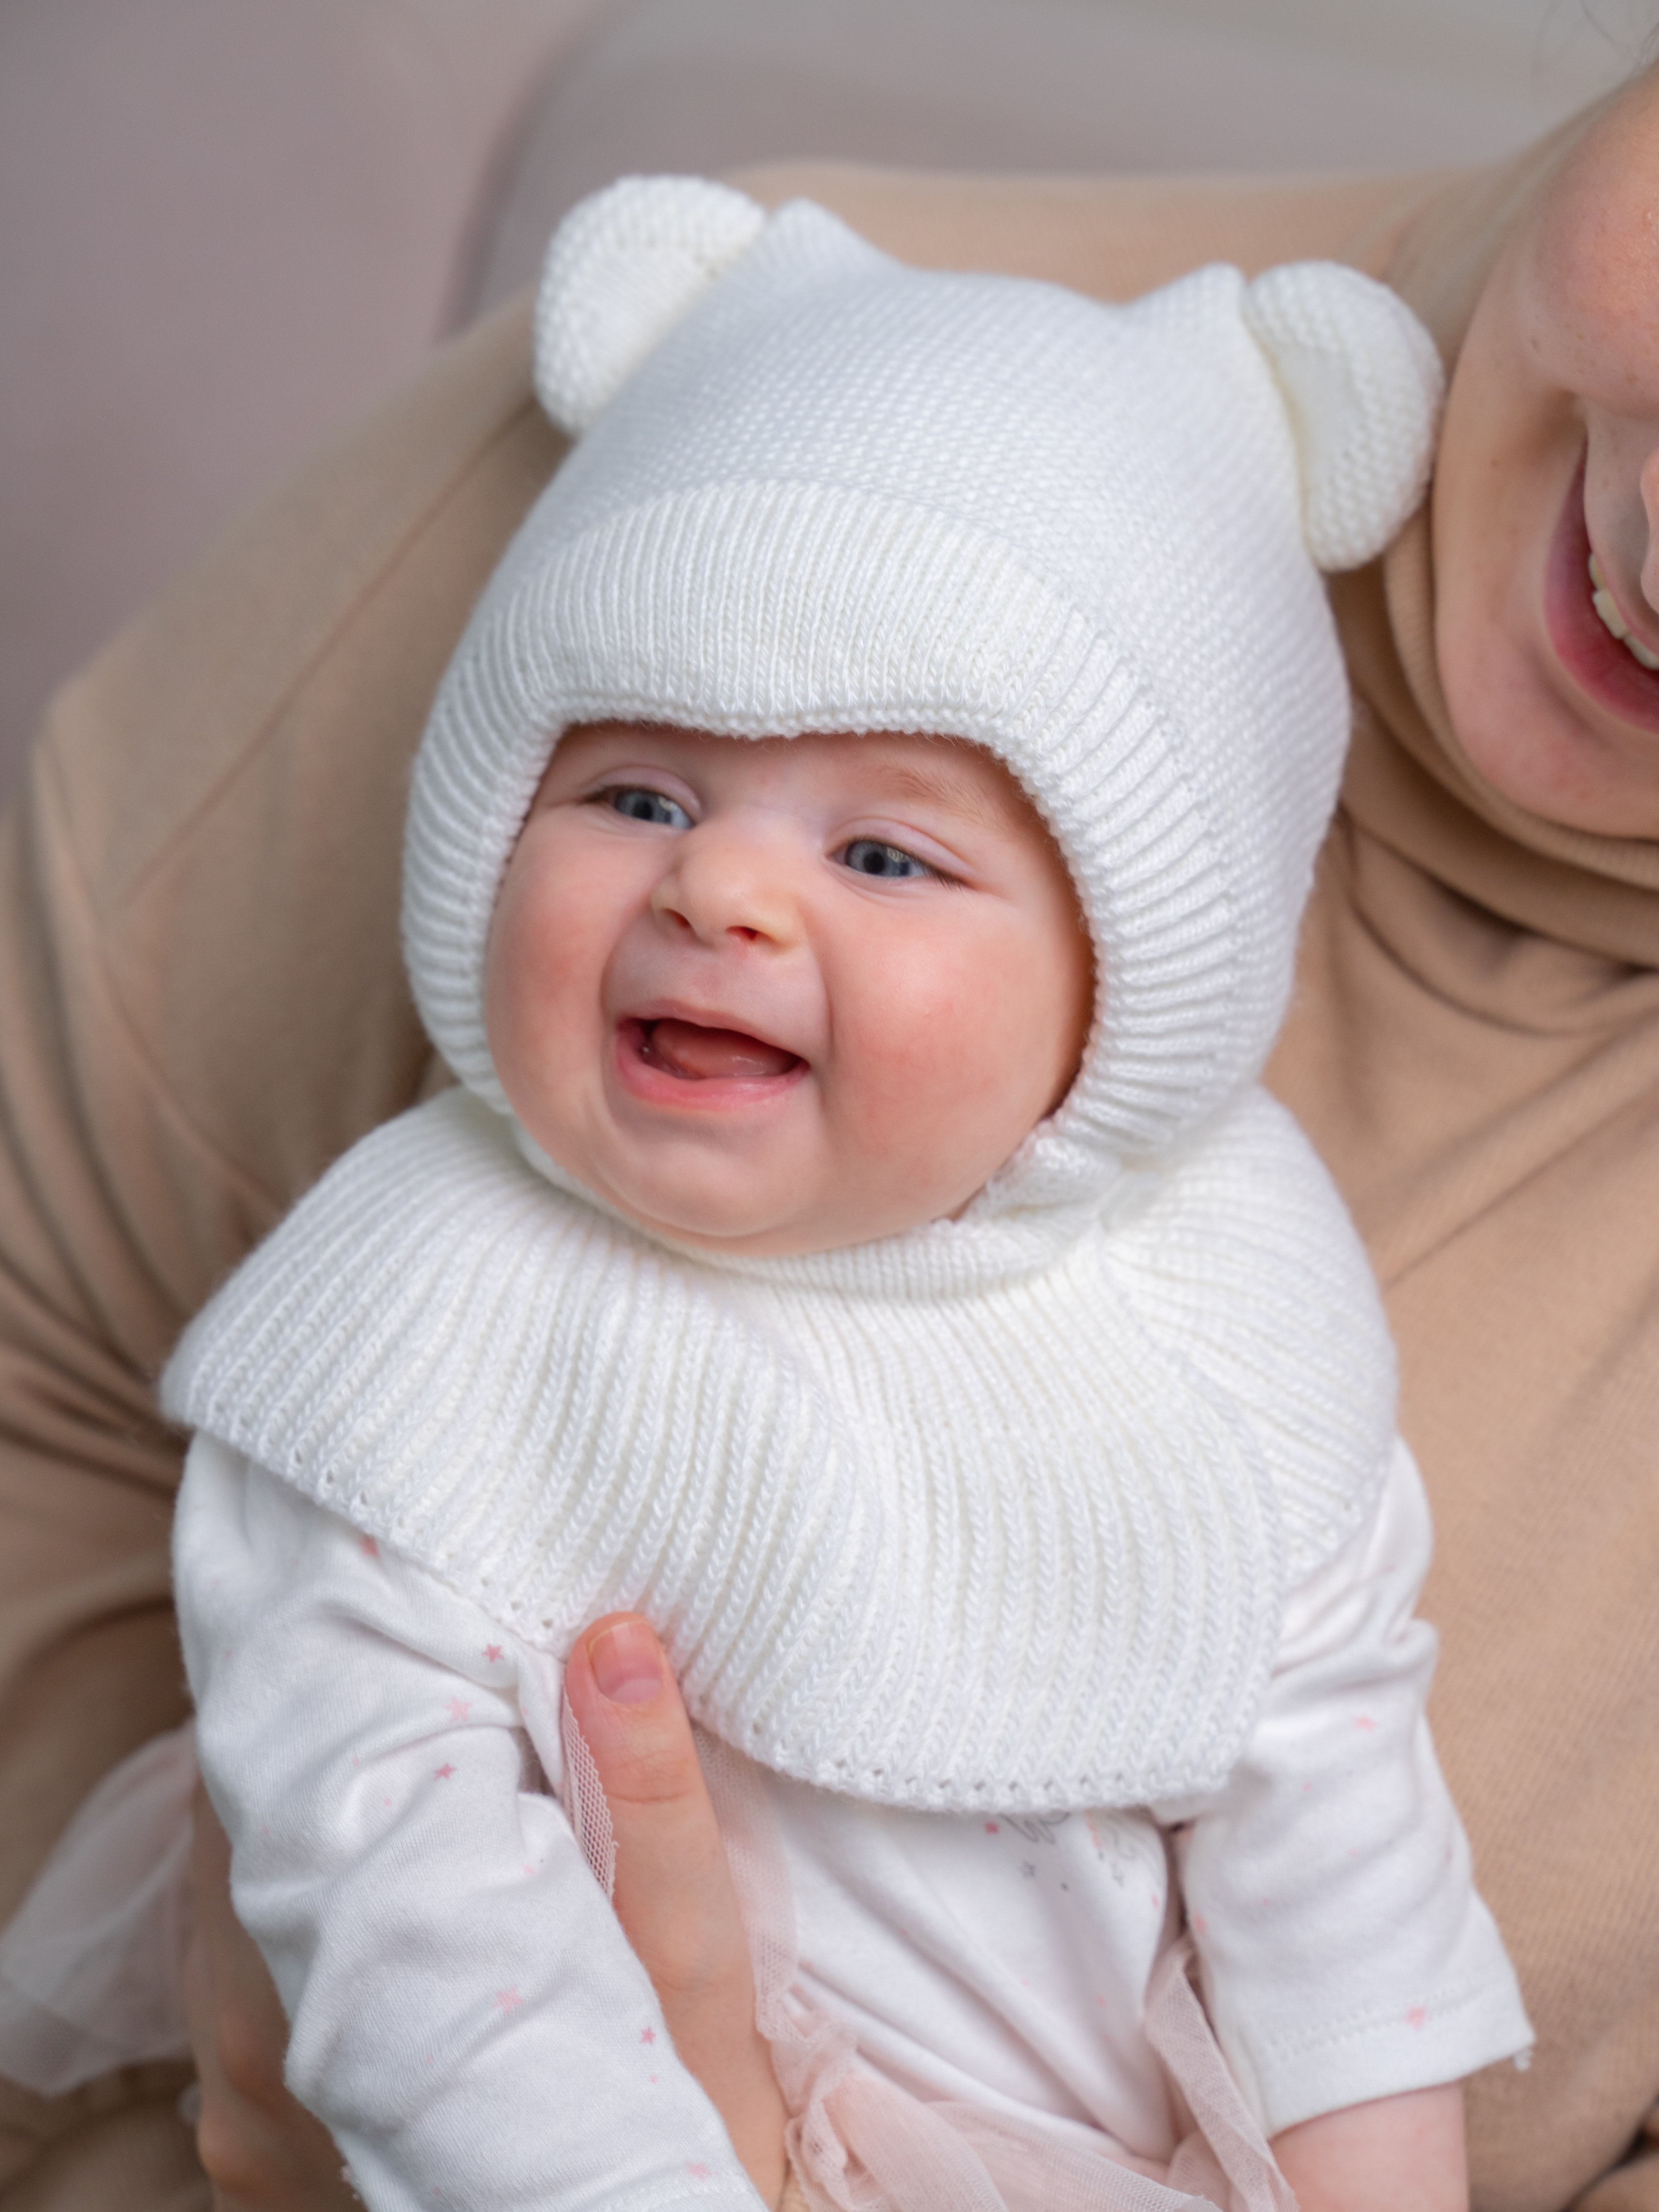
[618,1015,803,1086]
[1543,455,1659,732]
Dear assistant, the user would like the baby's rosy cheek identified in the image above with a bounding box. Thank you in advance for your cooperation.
[844,978,1000,1147]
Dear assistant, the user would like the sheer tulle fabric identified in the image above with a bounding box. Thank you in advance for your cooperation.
[562,1693,618,1899]
[0,1723,196,2094]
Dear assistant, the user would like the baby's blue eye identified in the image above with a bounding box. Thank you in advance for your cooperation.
[607,786,692,829]
[840,838,930,880]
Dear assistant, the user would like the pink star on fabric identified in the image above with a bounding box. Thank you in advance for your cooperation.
[446,1696,471,1722]
[640,2027,656,2045]
[1407,2005,1428,2030]
[494,1987,524,2014]
[688,2164,711,2181]
[484,1644,504,1663]
[434,1763,456,1781]
[984,1821,999,1834]
[361,1536,379,1558]
[1353,1714,1377,1733]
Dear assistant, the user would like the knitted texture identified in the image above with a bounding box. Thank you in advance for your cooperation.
[404,183,1443,1201]
[532,177,766,437]
[1238,262,1443,571]
[162,1085,1397,1814]
[169,190,1420,1812]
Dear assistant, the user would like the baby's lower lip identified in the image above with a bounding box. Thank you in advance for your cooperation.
[1543,458,1659,733]
[615,1017,804,1097]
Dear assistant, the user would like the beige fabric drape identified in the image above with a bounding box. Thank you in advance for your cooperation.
[1,144,1654,2210]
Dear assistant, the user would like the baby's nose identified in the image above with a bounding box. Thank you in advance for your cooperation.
[650,825,800,948]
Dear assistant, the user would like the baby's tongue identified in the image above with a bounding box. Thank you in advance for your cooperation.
[644,1019,798,1080]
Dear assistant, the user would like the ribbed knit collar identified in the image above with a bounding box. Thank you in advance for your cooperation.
[163,1088,1395,1814]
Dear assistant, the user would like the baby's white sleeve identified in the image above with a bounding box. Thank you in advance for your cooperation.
[174,1435,761,2212]
[1158,1440,1532,2139]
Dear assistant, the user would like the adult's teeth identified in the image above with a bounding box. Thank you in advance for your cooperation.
[1588,553,1659,669]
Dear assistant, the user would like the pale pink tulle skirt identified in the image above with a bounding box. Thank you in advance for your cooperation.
[0,1724,196,2094]
[571,1713,1295,2212]
[0,1720,1293,2212]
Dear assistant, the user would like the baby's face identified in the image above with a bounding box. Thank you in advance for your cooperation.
[486,723,1093,1256]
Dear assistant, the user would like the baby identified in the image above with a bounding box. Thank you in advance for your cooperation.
[154,181,1530,2210]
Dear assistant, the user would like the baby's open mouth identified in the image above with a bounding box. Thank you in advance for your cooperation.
[626,1017,802,1081]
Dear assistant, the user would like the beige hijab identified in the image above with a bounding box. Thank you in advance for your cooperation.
[1260,110,1659,2211]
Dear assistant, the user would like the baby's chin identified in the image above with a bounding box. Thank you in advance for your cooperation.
[566,1149,963,1258]
[601,1184,888,1260]
[515,1096,1006,1255]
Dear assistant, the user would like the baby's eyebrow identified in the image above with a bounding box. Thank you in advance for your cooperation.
[871,756,1019,833]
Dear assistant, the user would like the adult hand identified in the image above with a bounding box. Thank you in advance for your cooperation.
[564,1612,790,2208]
[183,1621,787,2208]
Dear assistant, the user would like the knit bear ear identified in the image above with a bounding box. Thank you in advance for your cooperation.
[1240,262,1444,572]
[533,176,769,437]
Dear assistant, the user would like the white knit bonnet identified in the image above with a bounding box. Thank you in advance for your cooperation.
[405,177,1441,1217]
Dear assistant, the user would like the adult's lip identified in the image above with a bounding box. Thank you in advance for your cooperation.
[1543,455,1659,733]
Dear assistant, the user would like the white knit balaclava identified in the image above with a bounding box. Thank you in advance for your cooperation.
[171,186,1441,1810]
[406,177,1441,1216]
